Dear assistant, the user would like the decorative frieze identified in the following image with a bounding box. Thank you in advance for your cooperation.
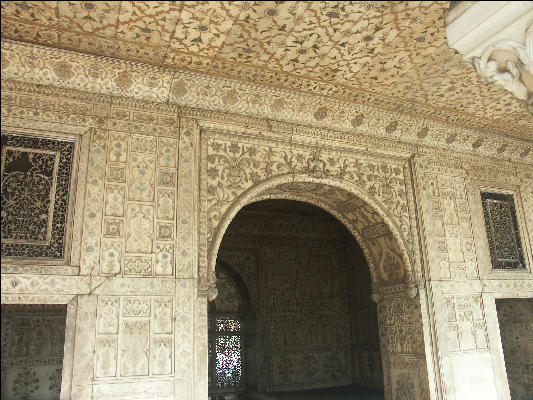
[2,41,532,164]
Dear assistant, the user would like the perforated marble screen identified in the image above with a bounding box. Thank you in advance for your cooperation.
[481,192,525,270]
[1,132,75,260]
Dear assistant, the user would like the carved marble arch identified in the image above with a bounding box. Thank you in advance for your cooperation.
[207,174,415,300]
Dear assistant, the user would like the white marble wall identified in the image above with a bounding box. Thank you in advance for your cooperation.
[0,73,532,400]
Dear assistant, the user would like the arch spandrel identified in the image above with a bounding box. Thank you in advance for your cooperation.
[201,134,420,299]
[206,175,415,297]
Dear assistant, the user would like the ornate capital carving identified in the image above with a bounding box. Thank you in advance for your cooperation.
[446,1,533,114]
[472,24,533,113]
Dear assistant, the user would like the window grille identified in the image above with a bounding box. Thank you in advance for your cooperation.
[208,265,246,397]
[481,192,525,270]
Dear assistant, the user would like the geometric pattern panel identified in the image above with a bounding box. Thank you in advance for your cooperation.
[481,192,526,270]
[1,133,75,259]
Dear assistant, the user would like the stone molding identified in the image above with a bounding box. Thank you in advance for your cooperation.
[2,40,532,165]
[2,78,532,169]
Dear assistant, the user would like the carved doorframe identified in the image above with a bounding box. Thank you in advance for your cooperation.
[196,120,434,399]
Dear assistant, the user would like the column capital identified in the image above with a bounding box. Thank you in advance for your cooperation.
[446,1,533,114]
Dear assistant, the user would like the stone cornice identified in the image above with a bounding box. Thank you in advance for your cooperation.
[2,78,533,173]
[1,39,532,166]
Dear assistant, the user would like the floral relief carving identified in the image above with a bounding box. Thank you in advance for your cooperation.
[13,366,40,398]
[418,167,480,280]
[108,132,129,163]
[121,320,150,377]
[94,296,175,382]
[97,297,120,334]
[156,189,175,220]
[128,154,155,202]
[156,223,174,241]
[124,256,153,276]
[131,135,157,154]
[125,204,153,254]
[100,240,122,275]
[104,185,125,217]
[155,244,173,276]
[152,337,172,375]
[206,138,410,240]
[48,367,62,394]
[394,372,417,400]
[154,299,173,334]
[106,164,126,183]
[95,335,118,378]
[123,298,151,317]
[204,135,415,291]
[103,219,123,238]
[444,295,488,352]
[158,137,177,168]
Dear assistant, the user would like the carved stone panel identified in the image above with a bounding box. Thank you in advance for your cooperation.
[420,169,480,280]
[95,296,174,381]
[125,204,153,254]
[121,320,150,377]
[127,154,155,202]
[1,132,75,259]
[444,294,488,352]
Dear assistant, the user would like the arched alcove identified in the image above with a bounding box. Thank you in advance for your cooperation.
[208,192,429,399]
[213,199,385,397]
[206,175,417,299]
[200,137,430,399]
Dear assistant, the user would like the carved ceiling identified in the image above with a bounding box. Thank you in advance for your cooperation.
[1,1,532,140]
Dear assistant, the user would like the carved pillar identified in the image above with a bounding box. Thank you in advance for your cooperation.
[413,155,501,400]
[446,1,533,114]
[374,287,430,400]
[177,117,207,399]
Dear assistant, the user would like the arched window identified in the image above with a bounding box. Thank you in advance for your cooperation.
[208,262,248,398]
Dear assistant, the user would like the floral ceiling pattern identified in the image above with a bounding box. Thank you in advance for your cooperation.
[1,1,531,140]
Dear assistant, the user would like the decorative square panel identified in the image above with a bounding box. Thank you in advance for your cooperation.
[1,133,75,259]
[481,192,526,270]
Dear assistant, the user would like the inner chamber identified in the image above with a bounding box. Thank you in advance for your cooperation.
[1,304,67,400]
[209,199,385,400]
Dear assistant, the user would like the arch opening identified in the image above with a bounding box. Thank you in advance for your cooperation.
[209,199,386,399]
[205,177,430,400]
[206,177,415,299]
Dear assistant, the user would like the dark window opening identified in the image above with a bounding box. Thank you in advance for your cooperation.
[481,192,526,270]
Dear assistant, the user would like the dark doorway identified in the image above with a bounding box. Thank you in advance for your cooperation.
[1,304,68,400]
[495,298,533,400]
[210,200,385,399]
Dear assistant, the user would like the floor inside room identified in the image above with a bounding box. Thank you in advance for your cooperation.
[240,385,385,400]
